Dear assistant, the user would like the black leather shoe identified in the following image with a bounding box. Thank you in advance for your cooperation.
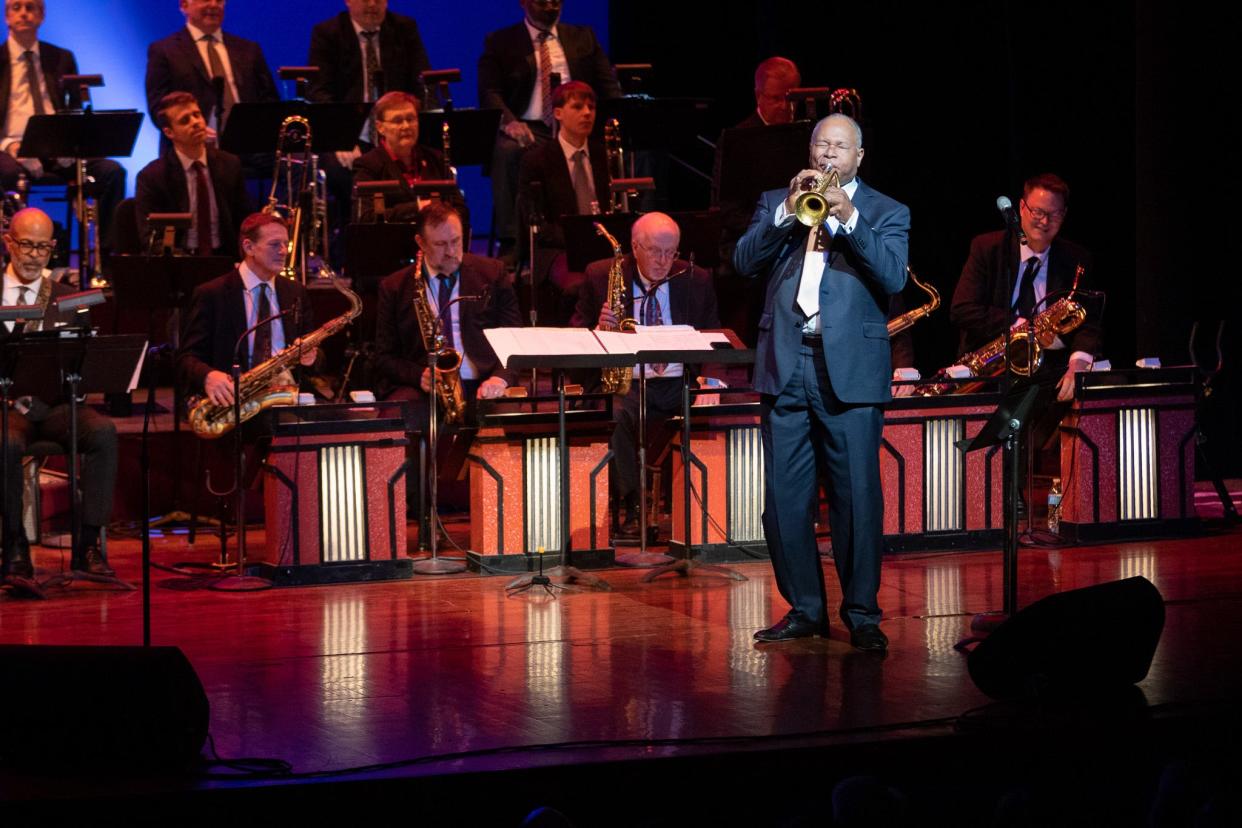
[613,514,640,543]
[754,615,829,642]
[72,545,115,577]
[849,624,889,652]
[2,534,33,580]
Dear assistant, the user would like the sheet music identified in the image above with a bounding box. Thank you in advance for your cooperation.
[128,340,149,393]
[598,325,729,354]
[484,327,607,368]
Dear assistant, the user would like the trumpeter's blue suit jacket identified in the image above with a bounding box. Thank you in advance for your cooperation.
[733,181,909,402]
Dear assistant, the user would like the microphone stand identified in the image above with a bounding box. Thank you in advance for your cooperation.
[209,305,294,592]
[411,288,484,576]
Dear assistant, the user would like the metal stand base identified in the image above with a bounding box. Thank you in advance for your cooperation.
[209,574,273,592]
[642,557,747,583]
[1,574,46,599]
[615,550,674,568]
[412,556,467,575]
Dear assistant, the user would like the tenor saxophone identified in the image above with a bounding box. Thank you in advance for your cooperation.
[410,251,467,425]
[187,278,363,438]
[593,221,636,395]
[886,266,940,336]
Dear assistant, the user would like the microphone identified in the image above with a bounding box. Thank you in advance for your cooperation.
[996,196,1028,247]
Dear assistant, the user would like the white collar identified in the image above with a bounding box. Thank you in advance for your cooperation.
[351,16,382,38]
[7,34,39,59]
[175,146,209,171]
[1020,242,1051,267]
[186,22,221,44]
[558,130,589,163]
[239,262,276,293]
[524,18,558,43]
[3,264,44,296]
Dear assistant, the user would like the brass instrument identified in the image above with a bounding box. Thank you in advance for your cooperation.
[604,118,627,213]
[828,87,863,119]
[87,199,106,287]
[410,250,467,425]
[886,267,941,336]
[264,115,335,283]
[442,119,456,182]
[593,221,636,395]
[187,278,362,438]
[914,265,1088,396]
[793,168,841,227]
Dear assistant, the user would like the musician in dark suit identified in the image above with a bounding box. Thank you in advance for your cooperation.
[144,0,278,139]
[351,91,462,225]
[373,201,520,410]
[177,213,317,407]
[517,80,609,322]
[478,0,621,257]
[135,92,252,257]
[1,208,117,580]
[0,0,126,250]
[572,212,720,541]
[950,173,1100,402]
[734,114,909,652]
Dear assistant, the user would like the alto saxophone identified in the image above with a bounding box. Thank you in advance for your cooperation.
[914,265,1088,396]
[593,221,636,395]
[410,251,467,425]
[187,278,363,438]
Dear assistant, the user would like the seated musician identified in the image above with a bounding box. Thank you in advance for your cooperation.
[949,173,1101,506]
[570,211,720,543]
[135,91,252,257]
[176,212,317,426]
[516,80,610,322]
[1,207,117,580]
[351,91,463,224]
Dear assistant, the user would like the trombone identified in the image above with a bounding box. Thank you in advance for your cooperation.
[263,115,334,282]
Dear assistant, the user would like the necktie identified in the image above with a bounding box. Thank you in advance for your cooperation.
[1015,256,1040,321]
[640,283,665,375]
[253,284,273,365]
[23,51,45,116]
[796,224,831,318]
[10,285,31,332]
[571,149,595,215]
[537,31,554,127]
[202,35,235,125]
[192,161,212,255]
[436,275,456,351]
[361,31,380,144]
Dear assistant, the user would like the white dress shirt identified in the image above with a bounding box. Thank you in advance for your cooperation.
[631,269,682,379]
[774,177,861,333]
[176,147,220,252]
[520,20,570,122]
[238,263,286,360]
[1011,243,1091,363]
[351,17,382,99]
[2,264,46,332]
[424,266,478,380]
[186,23,239,131]
[2,35,53,152]
[558,130,596,209]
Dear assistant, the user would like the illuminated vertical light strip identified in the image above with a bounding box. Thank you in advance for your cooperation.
[925,419,964,531]
[319,446,367,562]
[525,437,561,552]
[1120,408,1158,521]
[728,427,764,542]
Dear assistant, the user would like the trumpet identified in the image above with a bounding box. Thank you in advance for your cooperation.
[793,168,841,226]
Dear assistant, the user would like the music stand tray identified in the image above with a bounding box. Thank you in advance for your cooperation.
[417,108,503,167]
[19,110,143,159]
[220,101,371,155]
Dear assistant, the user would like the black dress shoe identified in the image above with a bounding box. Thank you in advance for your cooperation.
[72,545,115,577]
[754,615,829,642]
[849,623,888,652]
[1,535,34,580]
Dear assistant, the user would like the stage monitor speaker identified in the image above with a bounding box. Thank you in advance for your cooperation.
[967,576,1165,700]
[0,645,209,770]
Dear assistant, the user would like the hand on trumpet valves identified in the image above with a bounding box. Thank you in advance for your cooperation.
[204,370,236,407]
[784,169,822,215]
[818,183,855,223]
[477,376,509,400]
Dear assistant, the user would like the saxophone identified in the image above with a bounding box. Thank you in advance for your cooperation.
[410,251,467,425]
[886,266,940,336]
[593,221,636,395]
[187,278,363,438]
[914,265,1087,396]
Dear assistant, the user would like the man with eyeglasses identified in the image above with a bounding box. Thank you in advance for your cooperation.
[572,211,719,543]
[352,91,463,224]
[479,0,621,263]
[0,0,126,255]
[734,114,909,652]
[1,207,118,582]
[950,173,1100,517]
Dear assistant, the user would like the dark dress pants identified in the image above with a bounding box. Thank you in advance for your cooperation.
[611,375,682,502]
[760,341,884,631]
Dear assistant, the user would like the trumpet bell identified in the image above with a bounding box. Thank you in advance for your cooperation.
[792,169,841,227]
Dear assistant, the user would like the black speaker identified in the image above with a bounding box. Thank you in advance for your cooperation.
[967,576,1165,700]
[0,645,209,770]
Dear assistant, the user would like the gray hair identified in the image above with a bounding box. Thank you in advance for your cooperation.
[814,113,863,149]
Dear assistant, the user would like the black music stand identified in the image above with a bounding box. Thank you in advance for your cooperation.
[956,381,1046,630]
[417,108,503,166]
[497,330,636,593]
[639,333,754,583]
[220,101,371,155]
[562,213,637,273]
[596,97,710,152]
[20,110,143,286]
[714,121,814,215]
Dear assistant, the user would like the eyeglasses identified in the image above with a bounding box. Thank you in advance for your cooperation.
[1021,200,1066,223]
[634,241,678,261]
[812,141,854,152]
[8,238,56,255]
[379,115,418,126]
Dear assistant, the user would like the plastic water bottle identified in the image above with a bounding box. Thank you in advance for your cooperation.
[1047,478,1063,534]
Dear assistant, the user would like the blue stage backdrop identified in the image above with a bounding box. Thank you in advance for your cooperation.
[40,0,610,236]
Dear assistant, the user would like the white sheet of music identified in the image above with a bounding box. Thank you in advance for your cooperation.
[485,327,608,368]
[128,340,150,393]
[597,325,729,354]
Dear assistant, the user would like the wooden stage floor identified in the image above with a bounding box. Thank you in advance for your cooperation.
[3,523,1242,822]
